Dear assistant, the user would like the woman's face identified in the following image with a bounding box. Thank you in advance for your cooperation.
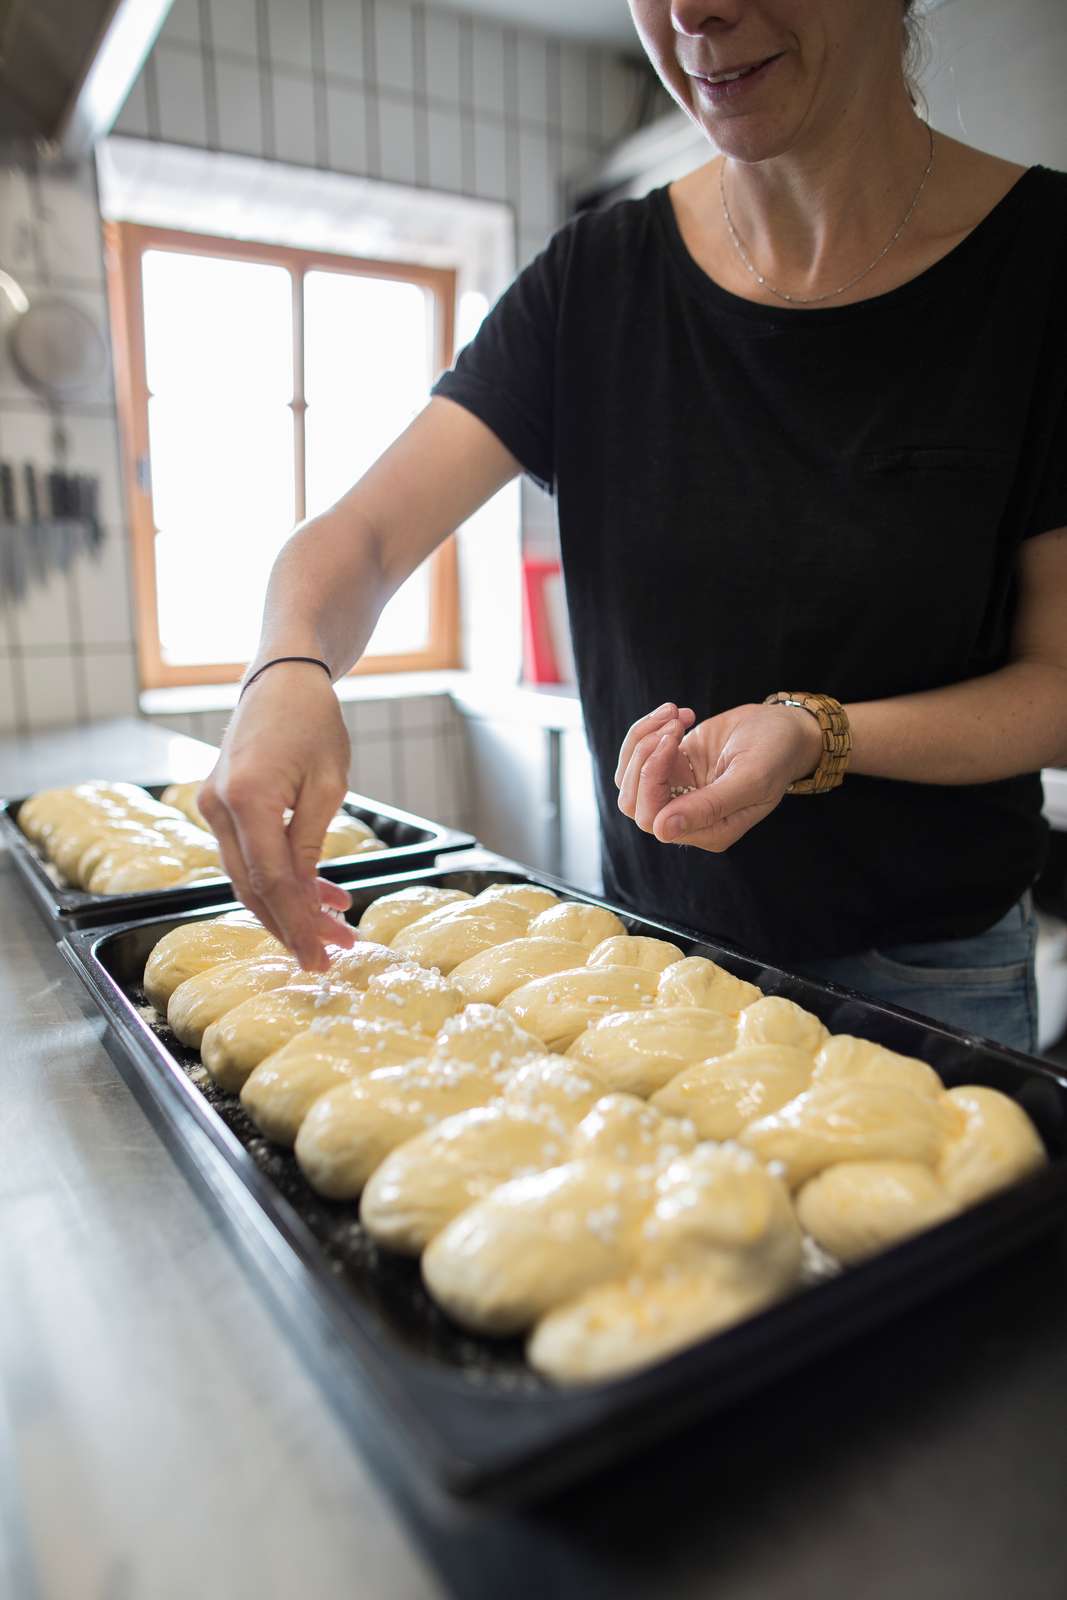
[628,1,905,163]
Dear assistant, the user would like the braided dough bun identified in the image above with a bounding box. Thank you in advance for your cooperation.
[390,902,532,973]
[143,918,279,1011]
[320,812,385,858]
[431,1004,545,1070]
[528,1145,802,1383]
[740,1079,949,1188]
[470,883,560,916]
[656,956,762,1017]
[167,953,300,1047]
[502,966,658,1053]
[90,851,214,895]
[200,982,359,1092]
[651,1044,814,1140]
[566,1007,737,1097]
[937,1085,1046,1207]
[240,1018,429,1145]
[65,819,163,885]
[160,780,208,828]
[525,902,627,950]
[570,1093,698,1168]
[449,936,590,1006]
[323,940,403,989]
[423,1158,653,1336]
[586,935,684,974]
[360,1105,571,1253]
[813,1035,943,1099]
[359,1058,606,1251]
[356,885,473,945]
[736,995,828,1053]
[796,1161,957,1264]
[353,964,464,1033]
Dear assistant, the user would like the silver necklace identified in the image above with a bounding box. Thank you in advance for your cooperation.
[719,124,936,306]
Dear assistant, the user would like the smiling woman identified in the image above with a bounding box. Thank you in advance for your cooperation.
[199,0,1067,1059]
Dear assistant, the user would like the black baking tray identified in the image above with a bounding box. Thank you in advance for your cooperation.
[59,859,1067,1503]
[1,783,474,928]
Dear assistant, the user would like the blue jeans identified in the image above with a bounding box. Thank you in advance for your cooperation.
[792,895,1039,1056]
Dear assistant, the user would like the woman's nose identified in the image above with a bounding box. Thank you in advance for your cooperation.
[670,0,743,38]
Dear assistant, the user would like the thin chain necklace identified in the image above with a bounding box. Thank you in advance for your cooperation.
[719,123,936,306]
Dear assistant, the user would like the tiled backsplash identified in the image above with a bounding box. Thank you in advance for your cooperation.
[0,0,651,737]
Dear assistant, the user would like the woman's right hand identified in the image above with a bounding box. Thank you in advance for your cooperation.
[198,661,356,971]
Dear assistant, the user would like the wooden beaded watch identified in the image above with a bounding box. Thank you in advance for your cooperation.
[764,691,853,794]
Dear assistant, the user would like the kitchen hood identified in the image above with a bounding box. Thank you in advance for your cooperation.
[0,0,172,161]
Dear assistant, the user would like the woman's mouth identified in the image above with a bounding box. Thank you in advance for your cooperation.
[691,54,781,105]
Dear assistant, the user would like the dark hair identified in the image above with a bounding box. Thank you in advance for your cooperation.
[901,0,928,107]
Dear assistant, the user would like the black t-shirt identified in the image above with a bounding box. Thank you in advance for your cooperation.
[432,167,1067,965]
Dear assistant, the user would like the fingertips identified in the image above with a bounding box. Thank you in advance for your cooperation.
[317,877,352,912]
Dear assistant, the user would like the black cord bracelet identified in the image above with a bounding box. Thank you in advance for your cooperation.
[239,655,332,699]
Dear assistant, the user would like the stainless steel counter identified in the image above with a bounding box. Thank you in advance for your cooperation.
[4,719,1067,1600]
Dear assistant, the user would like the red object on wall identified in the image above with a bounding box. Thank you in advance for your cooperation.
[522,558,562,683]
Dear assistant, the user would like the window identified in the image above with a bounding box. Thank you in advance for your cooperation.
[105,223,458,688]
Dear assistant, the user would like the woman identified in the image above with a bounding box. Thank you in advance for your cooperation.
[201,0,1067,1054]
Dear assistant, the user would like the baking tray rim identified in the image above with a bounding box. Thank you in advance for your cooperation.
[1,783,474,927]
[58,859,1067,1500]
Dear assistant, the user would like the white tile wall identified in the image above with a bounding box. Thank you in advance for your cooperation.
[0,0,653,752]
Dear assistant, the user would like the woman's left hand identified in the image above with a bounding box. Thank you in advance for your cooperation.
[615,702,824,853]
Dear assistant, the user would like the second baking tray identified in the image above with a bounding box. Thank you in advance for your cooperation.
[1,784,474,928]
[60,862,1067,1502]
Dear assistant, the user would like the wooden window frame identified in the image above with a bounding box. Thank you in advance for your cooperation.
[104,221,459,690]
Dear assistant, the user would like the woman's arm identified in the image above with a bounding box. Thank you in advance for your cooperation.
[618,525,1067,853]
[199,398,520,969]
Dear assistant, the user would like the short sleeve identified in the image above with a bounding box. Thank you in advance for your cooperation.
[1024,379,1067,539]
[432,228,570,494]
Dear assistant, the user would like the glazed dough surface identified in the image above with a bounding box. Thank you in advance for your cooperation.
[431,1004,544,1070]
[356,885,473,945]
[353,964,464,1033]
[390,902,531,972]
[200,982,358,1092]
[469,883,560,916]
[143,919,278,1011]
[736,995,828,1053]
[569,1093,698,1169]
[586,935,684,974]
[240,1019,429,1144]
[526,902,627,950]
[502,966,658,1052]
[937,1085,1046,1207]
[656,956,762,1017]
[449,937,590,1006]
[796,1160,957,1264]
[167,953,300,1048]
[651,1044,814,1141]
[813,1035,943,1099]
[740,1079,947,1188]
[566,1007,738,1097]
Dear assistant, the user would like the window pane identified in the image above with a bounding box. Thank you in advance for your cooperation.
[304,269,435,656]
[142,251,293,402]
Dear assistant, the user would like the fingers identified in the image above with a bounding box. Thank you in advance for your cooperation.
[225,790,335,971]
[286,780,356,954]
[633,724,685,832]
[199,786,286,942]
[614,703,695,787]
[653,760,779,852]
[317,877,353,914]
[618,719,678,819]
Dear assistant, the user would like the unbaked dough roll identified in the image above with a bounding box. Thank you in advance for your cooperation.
[360,1104,571,1254]
[160,780,208,829]
[422,1159,651,1336]
[813,1035,943,1099]
[65,820,161,885]
[566,1007,737,1097]
[651,1044,813,1141]
[526,902,627,950]
[501,966,658,1053]
[736,995,828,1053]
[143,918,279,1011]
[90,853,192,895]
[740,1079,948,1188]
[200,982,359,1092]
[432,1004,544,1070]
[570,1093,698,1168]
[586,935,684,974]
[356,885,473,944]
[295,1056,502,1198]
[449,937,590,1006]
[324,940,404,990]
[319,812,384,859]
[656,956,762,1017]
[498,1055,608,1129]
[796,1160,958,1264]
[390,902,532,973]
[240,1019,429,1145]
[353,964,464,1033]
[937,1085,1046,1207]
[470,883,560,916]
[167,953,301,1047]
